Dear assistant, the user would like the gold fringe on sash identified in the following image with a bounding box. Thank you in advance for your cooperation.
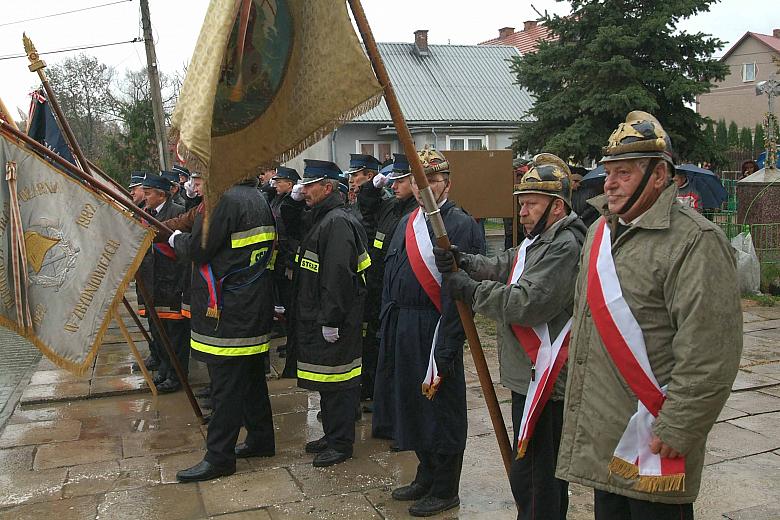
[516,439,529,459]
[634,473,686,493]
[206,306,221,319]
[608,456,639,480]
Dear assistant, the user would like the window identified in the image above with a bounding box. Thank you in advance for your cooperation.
[357,141,392,161]
[446,135,488,151]
[742,63,756,82]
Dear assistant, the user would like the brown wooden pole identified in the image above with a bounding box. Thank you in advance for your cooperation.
[347,0,513,478]
[0,121,173,238]
[122,297,155,347]
[134,276,205,424]
[113,309,158,397]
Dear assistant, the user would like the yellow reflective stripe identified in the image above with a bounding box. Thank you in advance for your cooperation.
[373,238,384,249]
[191,338,270,356]
[296,365,362,383]
[357,251,371,272]
[300,258,319,273]
[231,226,276,248]
[267,249,278,271]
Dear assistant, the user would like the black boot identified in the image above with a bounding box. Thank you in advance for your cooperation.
[312,447,351,467]
[176,459,235,482]
[391,482,431,501]
[305,436,328,454]
[235,442,274,458]
[408,495,460,517]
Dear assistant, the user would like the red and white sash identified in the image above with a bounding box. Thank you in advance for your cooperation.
[508,237,571,458]
[586,220,685,492]
[405,207,443,389]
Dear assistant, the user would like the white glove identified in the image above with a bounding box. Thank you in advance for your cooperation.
[322,326,339,343]
[274,305,285,315]
[269,179,277,188]
[184,179,197,198]
[291,183,305,201]
[373,173,388,188]
[168,229,182,248]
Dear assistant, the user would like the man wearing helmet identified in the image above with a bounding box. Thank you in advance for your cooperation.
[376,148,485,517]
[434,153,587,520]
[555,112,742,519]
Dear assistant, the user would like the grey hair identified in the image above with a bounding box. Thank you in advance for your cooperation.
[320,179,340,190]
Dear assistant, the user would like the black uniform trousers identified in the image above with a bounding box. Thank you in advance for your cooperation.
[510,392,568,520]
[360,331,378,400]
[412,450,464,499]
[320,386,360,454]
[204,355,275,467]
[153,318,190,384]
[594,491,694,520]
[147,318,161,363]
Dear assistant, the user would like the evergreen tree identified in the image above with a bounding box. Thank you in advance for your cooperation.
[754,123,766,157]
[727,121,740,148]
[716,119,728,149]
[739,127,753,151]
[509,0,727,162]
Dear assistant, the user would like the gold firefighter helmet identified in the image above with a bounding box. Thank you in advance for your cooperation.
[601,111,674,164]
[417,147,450,175]
[513,153,572,208]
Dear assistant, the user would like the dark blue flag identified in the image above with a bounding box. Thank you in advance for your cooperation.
[27,89,75,165]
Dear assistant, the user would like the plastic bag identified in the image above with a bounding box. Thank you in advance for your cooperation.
[731,232,760,295]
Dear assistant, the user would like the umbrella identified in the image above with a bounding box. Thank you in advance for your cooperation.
[676,163,727,209]
[581,164,605,186]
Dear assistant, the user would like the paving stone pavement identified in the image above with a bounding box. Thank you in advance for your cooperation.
[0,303,778,519]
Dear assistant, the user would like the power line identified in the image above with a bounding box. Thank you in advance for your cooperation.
[0,38,143,61]
[0,0,134,28]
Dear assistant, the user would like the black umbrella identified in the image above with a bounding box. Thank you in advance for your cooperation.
[676,164,728,209]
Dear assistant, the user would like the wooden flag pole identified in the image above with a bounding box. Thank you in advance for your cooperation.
[113,308,158,397]
[134,278,205,423]
[348,0,513,477]
[0,121,173,238]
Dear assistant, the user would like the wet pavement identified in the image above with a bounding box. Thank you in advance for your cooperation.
[0,328,41,429]
[0,303,778,519]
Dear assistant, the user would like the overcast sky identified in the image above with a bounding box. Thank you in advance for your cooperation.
[0,0,776,116]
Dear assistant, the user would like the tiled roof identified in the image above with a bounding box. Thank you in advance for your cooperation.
[354,43,534,124]
[721,31,780,61]
[479,24,554,54]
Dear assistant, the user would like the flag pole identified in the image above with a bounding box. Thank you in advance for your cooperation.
[347,0,513,477]
[0,121,173,237]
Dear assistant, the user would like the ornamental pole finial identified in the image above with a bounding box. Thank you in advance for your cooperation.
[23,33,46,73]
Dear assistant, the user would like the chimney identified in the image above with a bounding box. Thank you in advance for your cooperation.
[774,28,780,38]
[414,30,429,56]
[523,20,538,31]
[499,27,515,39]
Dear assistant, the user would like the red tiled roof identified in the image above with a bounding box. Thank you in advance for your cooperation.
[721,31,780,61]
[479,24,554,54]
[751,32,780,54]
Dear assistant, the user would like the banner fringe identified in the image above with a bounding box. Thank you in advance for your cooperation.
[608,456,640,480]
[634,473,686,493]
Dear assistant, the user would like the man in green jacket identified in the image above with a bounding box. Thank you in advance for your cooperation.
[434,153,586,520]
[555,111,742,519]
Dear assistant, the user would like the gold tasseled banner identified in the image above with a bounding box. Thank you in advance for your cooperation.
[634,473,686,493]
[608,456,639,480]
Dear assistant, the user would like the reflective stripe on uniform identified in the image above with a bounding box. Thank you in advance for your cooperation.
[357,250,371,272]
[190,330,270,356]
[373,232,385,250]
[362,322,368,337]
[230,226,276,248]
[300,250,319,273]
[267,249,278,271]
[180,303,191,318]
[297,357,362,383]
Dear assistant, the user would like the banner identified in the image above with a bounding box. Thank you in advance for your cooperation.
[27,89,76,165]
[0,136,154,375]
[171,0,383,206]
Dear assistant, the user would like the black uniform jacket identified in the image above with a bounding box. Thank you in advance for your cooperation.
[137,198,185,318]
[172,182,276,364]
[374,201,485,453]
[292,192,371,392]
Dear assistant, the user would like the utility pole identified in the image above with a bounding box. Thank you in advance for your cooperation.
[140,0,171,171]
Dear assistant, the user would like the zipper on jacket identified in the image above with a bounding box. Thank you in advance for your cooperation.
[531,363,535,381]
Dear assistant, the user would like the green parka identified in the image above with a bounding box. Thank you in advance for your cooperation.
[462,212,587,399]
[556,185,742,503]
